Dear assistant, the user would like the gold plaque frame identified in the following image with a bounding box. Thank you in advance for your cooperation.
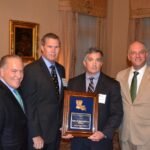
[9,20,39,62]
[62,90,98,137]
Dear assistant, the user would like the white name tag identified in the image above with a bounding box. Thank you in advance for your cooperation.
[98,94,106,104]
[62,78,68,87]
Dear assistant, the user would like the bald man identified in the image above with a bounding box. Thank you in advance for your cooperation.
[116,41,150,150]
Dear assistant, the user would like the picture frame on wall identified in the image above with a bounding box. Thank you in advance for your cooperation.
[9,20,39,62]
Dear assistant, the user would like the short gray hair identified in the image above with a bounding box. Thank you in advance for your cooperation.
[84,47,104,61]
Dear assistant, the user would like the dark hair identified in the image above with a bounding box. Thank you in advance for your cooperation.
[84,47,104,61]
[0,55,22,68]
[41,33,61,46]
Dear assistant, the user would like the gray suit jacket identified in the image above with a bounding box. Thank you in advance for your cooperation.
[116,66,150,145]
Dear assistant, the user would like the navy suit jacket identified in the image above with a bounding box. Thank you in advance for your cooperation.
[0,81,27,147]
[21,57,65,143]
[68,72,123,139]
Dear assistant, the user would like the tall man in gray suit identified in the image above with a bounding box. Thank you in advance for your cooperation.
[116,41,150,150]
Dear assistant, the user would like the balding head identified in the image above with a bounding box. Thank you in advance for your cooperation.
[128,41,148,70]
[0,55,24,89]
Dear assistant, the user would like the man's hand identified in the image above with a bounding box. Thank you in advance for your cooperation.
[88,131,105,142]
[32,136,44,149]
[62,134,74,139]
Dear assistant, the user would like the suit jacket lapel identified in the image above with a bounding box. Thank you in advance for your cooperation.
[38,57,64,101]
[120,68,132,103]
[135,67,150,103]
[55,63,63,93]
[38,57,58,90]
[39,57,63,86]
[94,73,103,93]
[76,73,86,92]
[38,57,51,79]
[0,81,25,113]
[81,74,86,92]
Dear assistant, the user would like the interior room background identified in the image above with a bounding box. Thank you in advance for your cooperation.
[0,0,150,80]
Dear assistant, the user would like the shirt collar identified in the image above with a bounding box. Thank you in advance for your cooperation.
[130,64,147,75]
[42,56,55,68]
[86,72,100,80]
[0,78,15,93]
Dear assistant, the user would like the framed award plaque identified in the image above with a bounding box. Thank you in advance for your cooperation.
[62,90,98,137]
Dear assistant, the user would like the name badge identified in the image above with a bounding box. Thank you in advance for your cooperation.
[98,94,106,104]
[62,78,68,87]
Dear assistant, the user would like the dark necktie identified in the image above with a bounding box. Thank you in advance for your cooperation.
[13,89,25,112]
[50,65,59,98]
[88,77,94,93]
[130,71,139,102]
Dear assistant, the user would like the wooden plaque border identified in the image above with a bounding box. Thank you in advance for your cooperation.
[62,90,98,137]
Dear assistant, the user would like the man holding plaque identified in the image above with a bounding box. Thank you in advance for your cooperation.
[63,48,123,150]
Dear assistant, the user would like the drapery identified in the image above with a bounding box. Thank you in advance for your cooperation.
[59,0,106,79]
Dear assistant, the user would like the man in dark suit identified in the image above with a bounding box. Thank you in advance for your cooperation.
[63,48,123,150]
[0,55,27,150]
[21,33,65,150]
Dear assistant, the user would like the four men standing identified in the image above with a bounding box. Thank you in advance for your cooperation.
[0,36,149,150]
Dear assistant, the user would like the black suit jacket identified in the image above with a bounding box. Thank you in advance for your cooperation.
[68,72,123,139]
[0,81,27,148]
[21,57,65,143]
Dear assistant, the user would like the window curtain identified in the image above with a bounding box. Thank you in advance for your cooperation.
[58,11,76,80]
[58,0,106,79]
[58,0,76,80]
[129,0,150,43]
[75,14,105,76]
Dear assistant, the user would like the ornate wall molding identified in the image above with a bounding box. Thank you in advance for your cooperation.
[59,0,107,17]
[130,0,150,18]
[59,0,72,11]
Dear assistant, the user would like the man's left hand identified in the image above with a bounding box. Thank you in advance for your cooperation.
[88,131,105,142]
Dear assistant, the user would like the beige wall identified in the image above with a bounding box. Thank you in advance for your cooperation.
[0,0,59,58]
[103,0,130,77]
[0,0,130,78]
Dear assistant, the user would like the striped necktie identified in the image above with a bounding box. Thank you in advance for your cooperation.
[88,77,94,93]
[13,89,25,112]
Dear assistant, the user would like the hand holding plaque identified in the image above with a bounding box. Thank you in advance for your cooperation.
[62,90,98,137]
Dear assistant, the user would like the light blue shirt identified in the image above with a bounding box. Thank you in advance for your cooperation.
[85,72,100,92]
[0,78,14,94]
[0,78,25,112]
[42,56,62,93]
